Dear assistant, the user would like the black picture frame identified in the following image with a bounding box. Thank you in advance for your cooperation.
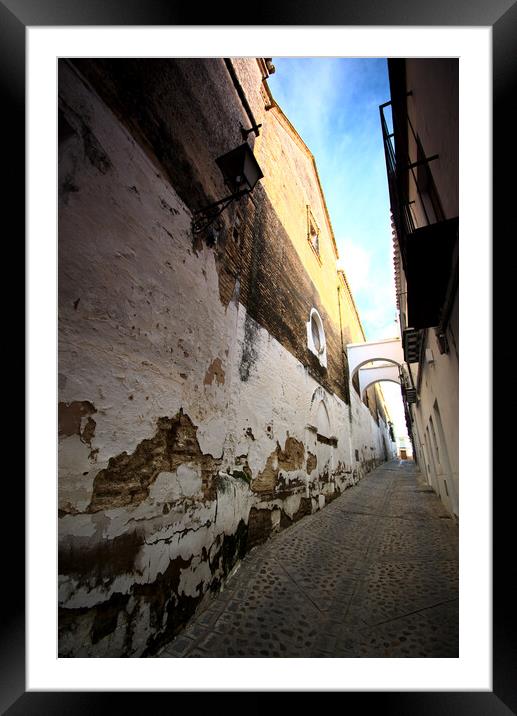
[5,0,515,712]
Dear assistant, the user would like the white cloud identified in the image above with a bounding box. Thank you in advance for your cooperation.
[270,58,342,157]
[337,241,372,295]
[338,237,397,341]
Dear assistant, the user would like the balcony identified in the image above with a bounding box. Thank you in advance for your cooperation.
[404,387,417,404]
[402,327,421,364]
[380,97,458,331]
[406,217,458,329]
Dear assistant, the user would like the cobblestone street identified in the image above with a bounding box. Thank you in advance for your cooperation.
[157,459,459,658]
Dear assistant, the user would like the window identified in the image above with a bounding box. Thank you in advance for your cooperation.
[307,206,321,261]
[307,308,327,368]
[309,224,319,254]
[311,315,321,352]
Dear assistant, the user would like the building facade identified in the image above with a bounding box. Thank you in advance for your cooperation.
[58,58,395,656]
[380,59,459,517]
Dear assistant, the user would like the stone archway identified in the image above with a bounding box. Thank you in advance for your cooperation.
[358,364,401,397]
[306,388,336,491]
[347,338,404,381]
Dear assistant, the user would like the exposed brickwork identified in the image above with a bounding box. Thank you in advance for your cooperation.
[87,411,220,513]
[251,437,306,496]
[228,187,349,400]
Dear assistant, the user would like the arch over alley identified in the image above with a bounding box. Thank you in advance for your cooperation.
[347,337,404,379]
[358,363,401,397]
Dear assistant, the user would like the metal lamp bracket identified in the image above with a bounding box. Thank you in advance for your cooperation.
[240,122,262,140]
[192,190,248,235]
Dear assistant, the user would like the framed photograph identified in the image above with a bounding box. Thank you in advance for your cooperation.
[5,0,512,711]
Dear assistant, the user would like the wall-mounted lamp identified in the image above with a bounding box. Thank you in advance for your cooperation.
[192,143,264,234]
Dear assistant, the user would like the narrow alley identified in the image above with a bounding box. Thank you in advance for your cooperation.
[157,459,458,658]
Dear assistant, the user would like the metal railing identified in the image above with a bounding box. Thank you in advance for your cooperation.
[380,98,444,259]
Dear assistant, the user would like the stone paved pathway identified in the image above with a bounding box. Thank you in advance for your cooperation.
[156,459,459,658]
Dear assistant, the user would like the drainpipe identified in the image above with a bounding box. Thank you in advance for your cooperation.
[224,58,262,138]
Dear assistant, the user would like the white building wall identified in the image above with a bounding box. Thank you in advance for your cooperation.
[411,321,459,516]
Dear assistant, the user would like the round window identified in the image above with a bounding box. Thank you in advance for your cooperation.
[311,314,323,354]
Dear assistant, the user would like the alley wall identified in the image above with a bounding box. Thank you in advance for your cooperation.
[400,59,459,516]
[58,58,394,656]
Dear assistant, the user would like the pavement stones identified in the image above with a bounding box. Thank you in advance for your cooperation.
[156,459,458,658]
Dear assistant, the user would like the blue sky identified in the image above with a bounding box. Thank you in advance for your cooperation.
[268,58,409,446]
[268,57,397,342]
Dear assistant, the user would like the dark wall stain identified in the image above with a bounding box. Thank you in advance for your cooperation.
[238,197,264,380]
[91,592,129,644]
[81,417,96,446]
[324,489,340,505]
[58,94,112,215]
[134,554,193,650]
[59,400,97,440]
[138,520,247,656]
[88,410,220,512]
[58,592,130,654]
[59,530,142,584]
[202,520,248,600]
[59,110,76,144]
[58,605,91,657]
[81,124,112,174]
[319,468,330,484]
[147,591,201,657]
[317,433,337,447]
[230,468,252,485]
[61,177,79,198]
[58,107,81,203]
[59,555,202,656]
[280,497,313,529]
[220,519,248,575]
[306,452,317,473]
[239,313,260,382]
[247,507,272,549]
